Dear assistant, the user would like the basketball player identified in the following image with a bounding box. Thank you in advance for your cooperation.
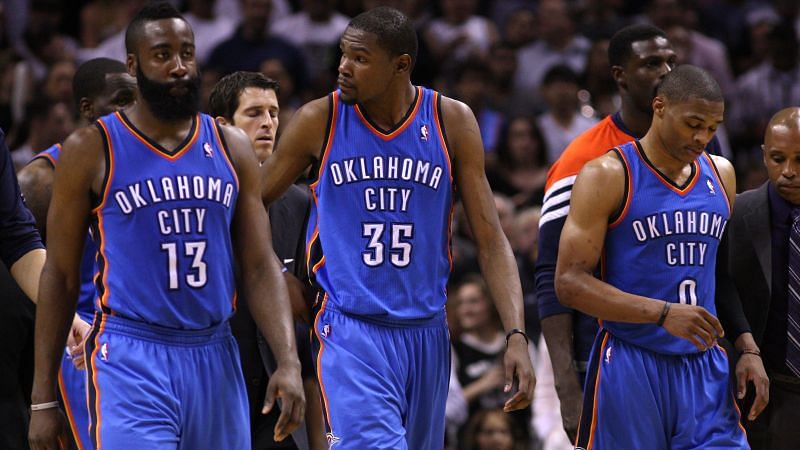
[209,71,326,450]
[555,65,748,449]
[17,57,137,450]
[28,3,304,449]
[260,7,534,449]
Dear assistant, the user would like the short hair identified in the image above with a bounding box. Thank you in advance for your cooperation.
[348,7,418,68]
[542,64,579,86]
[125,1,187,54]
[72,58,128,109]
[208,71,280,120]
[656,64,723,103]
[608,24,668,67]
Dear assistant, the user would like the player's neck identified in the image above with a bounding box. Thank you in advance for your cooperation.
[618,100,653,138]
[125,103,195,143]
[358,82,417,131]
[639,133,691,181]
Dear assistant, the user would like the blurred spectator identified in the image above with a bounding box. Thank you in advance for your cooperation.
[461,408,529,450]
[645,0,735,97]
[486,116,548,208]
[581,38,618,118]
[272,0,349,96]
[452,274,531,442]
[77,1,145,63]
[260,58,302,131]
[183,0,237,65]
[451,59,503,153]
[486,42,523,116]
[10,97,74,170]
[729,21,800,156]
[530,335,573,450]
[536,65,598,163]
[513,0,590,113]
[208,0,308,93]
[0,51,18,131]
[734,6,782,75]
[424,0,498,72]
[41,59,76,105]
[501,7,536,49]
[577,0,631,41]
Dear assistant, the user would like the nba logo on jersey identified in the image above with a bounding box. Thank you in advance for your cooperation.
[605,346,612,364]
[321,324,331,338]
[706,179,715,195]
[420,124,429,141]
[100,342,109,362]
[326,432,341,447]
[203,142,213,158]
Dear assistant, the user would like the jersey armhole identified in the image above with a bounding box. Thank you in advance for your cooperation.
[308,93,335,185]
[91,121,112,211]
[608,147,630,226]
[703,153,732,213]
[434,92,453,163]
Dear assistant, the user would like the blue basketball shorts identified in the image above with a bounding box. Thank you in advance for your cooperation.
[576,329,749,450]
[311,298,450,450]
[84,313,250,450]
[58,347,90,449]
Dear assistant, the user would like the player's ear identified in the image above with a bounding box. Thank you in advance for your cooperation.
[652,96,666,116]
[127,54,137,78]
[395,54,412,75]
[79,98,94,121]
[215,116,229,126]
[612,66,626,90]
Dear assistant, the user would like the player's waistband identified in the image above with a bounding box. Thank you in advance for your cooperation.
[317,296,447,329]
[91,312,232,346]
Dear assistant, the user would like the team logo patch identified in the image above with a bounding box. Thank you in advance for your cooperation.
[100,342,109,362]
[326,432,341,447]
[706,179,715,195]
[420,124,429,141]
[321,324,331,338]
[604,346,612,364]
[204,142,214,158]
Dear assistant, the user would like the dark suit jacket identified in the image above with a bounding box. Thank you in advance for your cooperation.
[721,182,771,346]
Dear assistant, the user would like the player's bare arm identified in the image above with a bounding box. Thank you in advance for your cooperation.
[29,126,105,449]
[261,96,330,204]
[556,153,724,351]
[442,95,535,411]
[222,123,305,442]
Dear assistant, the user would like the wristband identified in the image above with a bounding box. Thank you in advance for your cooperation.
[30,401,60,411]
[740,348,761,357]
[656,301,671,327]
[505,328,529,346]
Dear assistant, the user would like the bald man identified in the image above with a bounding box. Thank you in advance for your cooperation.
[722,107,800,449]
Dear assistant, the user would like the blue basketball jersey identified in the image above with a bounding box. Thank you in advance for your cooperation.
[307,87,454,321]
[32,144,96,321]
[602,141,730,355]
[92,112,239,329]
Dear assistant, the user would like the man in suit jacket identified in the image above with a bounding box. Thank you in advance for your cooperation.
[724,107,800,449]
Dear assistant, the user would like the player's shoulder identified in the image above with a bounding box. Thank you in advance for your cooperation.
[546,115,629,190]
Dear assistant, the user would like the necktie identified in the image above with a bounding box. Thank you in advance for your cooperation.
[787,208,800,377]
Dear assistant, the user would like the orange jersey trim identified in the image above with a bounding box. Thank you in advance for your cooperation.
[310,92,340,192]
[211,122,240,190]
[431,92,453,183]
[58,368,85,450]
[702,153,732,214]
[609,147,634,229]
[92,121,115,312]
[88,318,108,450]
[354,87,422,141]
[633,143,700,196]
[583,331,610,450]
[313,294,334,430]
[115,112,200,161]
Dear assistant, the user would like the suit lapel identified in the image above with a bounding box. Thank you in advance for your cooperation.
[742,184,772,293]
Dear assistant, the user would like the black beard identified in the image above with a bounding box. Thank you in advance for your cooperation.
[136,65,201,121]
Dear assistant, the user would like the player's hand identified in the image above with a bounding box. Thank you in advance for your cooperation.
[263,362,305,442]
[28,407,69,450]
[661,303,723,351]
[502,334,535,412]
[556,376,583,443]
[736,353,769,421]
[67,315,91,370]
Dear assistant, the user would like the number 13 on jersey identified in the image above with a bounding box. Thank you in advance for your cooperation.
[362,222,414,268]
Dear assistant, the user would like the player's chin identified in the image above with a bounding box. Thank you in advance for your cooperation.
[339,92,357,105]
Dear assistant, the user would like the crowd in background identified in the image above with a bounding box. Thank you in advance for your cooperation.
[2,0,799,448]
